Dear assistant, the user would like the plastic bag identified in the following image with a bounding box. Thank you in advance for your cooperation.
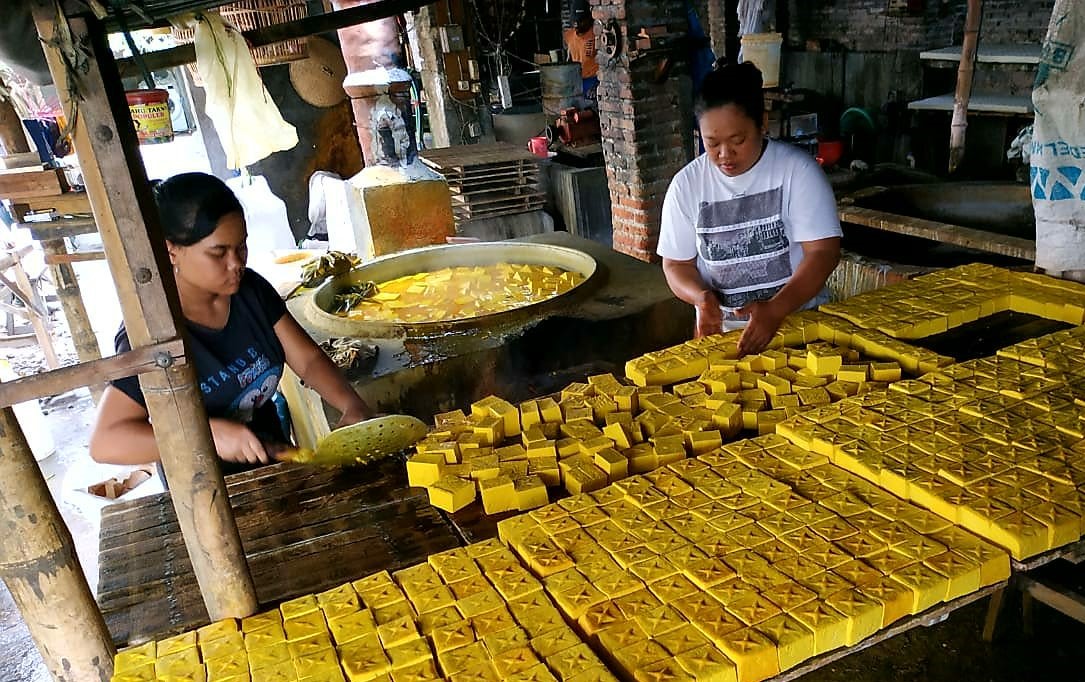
[186,12,298,169]
[1031,0,1085,273]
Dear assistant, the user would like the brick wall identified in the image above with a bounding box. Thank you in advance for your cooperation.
[594,0,695,261]
[788,0,1054,52]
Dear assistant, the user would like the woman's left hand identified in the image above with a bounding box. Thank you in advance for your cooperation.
[736,299,787,356]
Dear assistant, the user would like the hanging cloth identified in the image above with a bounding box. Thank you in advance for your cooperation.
[1031,0,1085,273]
[181,12,298,169]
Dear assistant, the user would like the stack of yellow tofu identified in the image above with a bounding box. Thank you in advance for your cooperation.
[408,343,908,517]
[820,263,1085,339]
[114,539,615,682]
[776,339,1085,560]
[498,436,1009,682]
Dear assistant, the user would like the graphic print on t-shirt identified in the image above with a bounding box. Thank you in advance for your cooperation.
[696,186,791,308]
[199,346,281,424]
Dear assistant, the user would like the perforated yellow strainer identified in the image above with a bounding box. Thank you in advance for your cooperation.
[274,415,428,467]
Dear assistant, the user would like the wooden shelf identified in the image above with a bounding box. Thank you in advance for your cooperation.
[920,44,1042,65]
[908,92,1033,115]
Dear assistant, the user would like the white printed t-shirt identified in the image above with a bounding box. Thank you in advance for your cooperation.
[658,139,842,319]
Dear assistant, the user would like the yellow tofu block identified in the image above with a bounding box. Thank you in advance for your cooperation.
[465,455,500,481]
[284,612,328,642]
[603,423,633,450]
[158,631,198,656]
[741,410,760,432]
[385,637,433,671]
[250,662,294,682]
[673,645,739,682]
[654,622,712,656]
[564,463,609,495]
[429,619,476,653]
[986,512,1050,560]
[609,639,670,678]
[243,611,283,634]
[823,589,882,646]
[487,398,521,438]
[889,563,949,613]
[447,660,499,682]
[595,448,629,480]
[757,374,792,397]
[376,615,420,649]
[155,649,202,679]
[289,632,334,659]
[471,415,505,446]
[869,363,902,382]
[856,575,914,627]
[336,641,392,681]
[714,627,779,682]
[613,386,639,412]
[514,475,550,511]
[579,436,616,456]
[390,660,440,682]
[200,630,245,663]
[248,641,292,671]
[923,552,981,600]
[293,648,343,680]
[111,663,157,682]
[566,667,620,682]
[328,610,378,646]
[437,640,489,676]
[483,626,530,657]
[795,387,831,407]
[520,400,542,431]
[756,614,814,671]
[527,457,561,487]
[536,397,563,423]
[490,645,541,677]
[199,618,240,643]
[114,641,157,672]
[506,663,558,682]
[687,429,723,455]
[836,365,868,384]
[786,600,849,655]
[427,476,477,513]
[807,351,843,377]
[712,403,743,437]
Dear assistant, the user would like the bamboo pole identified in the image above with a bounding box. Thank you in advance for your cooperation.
[32,1,258,622]
[949,0,983,173]
[40,238,104,402]
[0,405,115,681]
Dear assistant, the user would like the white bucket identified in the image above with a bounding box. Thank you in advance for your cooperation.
[740,32,783,88]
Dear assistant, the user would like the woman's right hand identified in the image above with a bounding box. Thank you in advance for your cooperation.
[209,418,269,464]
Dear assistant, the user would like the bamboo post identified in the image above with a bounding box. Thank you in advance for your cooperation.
[40,238,104,402]
[32,1,258,622]
[0,406,115,681]
[949,0,983,173]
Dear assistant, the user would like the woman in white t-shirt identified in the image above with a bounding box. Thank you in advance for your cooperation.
[658,62,842,355]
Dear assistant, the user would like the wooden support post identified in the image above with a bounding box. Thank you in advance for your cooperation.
[0,96,31,155]
[32,2,258,622]
[40,238,104,401]
[949,0,983,173]
[0,406,115,681]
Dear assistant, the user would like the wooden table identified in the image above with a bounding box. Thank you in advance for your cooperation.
[96,457,465,645]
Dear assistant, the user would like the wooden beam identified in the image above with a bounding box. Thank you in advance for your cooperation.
[0,405,115,680]
[43,250,107,264]
[0,338,182,410]
[33,2,258,623]
[115,0,432,77]
[838,205,1036,260]
[1020,576,1085,625]
[0,97,31,155]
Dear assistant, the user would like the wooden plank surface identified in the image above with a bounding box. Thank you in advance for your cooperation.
[419,143,537,171]
[96,457,463,645]
[908,92,1034,115]
[838,205,1036,260]
[0,166,67,200]
[920,44,1042,65]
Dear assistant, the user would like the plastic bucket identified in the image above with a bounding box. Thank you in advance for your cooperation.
[125,89,174,144]
[740,32,782,88]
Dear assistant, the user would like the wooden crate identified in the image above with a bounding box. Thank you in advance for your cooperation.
[420,143,545,223]
[0,166,68,201]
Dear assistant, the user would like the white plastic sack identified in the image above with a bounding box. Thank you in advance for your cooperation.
[1031,0,1085,273]
[187,12,298,169]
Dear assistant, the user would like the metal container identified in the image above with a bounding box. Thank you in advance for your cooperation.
[539,62,581,116]
[305,241,599,338]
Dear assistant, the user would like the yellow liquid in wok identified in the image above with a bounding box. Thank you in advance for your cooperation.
[338,263,586,323]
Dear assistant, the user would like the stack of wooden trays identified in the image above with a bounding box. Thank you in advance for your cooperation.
[420,143,545,224]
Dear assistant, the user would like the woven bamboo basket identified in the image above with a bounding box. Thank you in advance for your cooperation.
[172,0,310,68]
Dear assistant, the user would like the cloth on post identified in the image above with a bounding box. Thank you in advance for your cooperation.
[1031,0,1085,273]
[184,12,298,169]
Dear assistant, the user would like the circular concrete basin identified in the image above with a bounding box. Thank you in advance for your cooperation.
[305,242,599,338]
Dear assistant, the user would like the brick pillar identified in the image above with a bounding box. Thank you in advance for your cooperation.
[596,0,694,262]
